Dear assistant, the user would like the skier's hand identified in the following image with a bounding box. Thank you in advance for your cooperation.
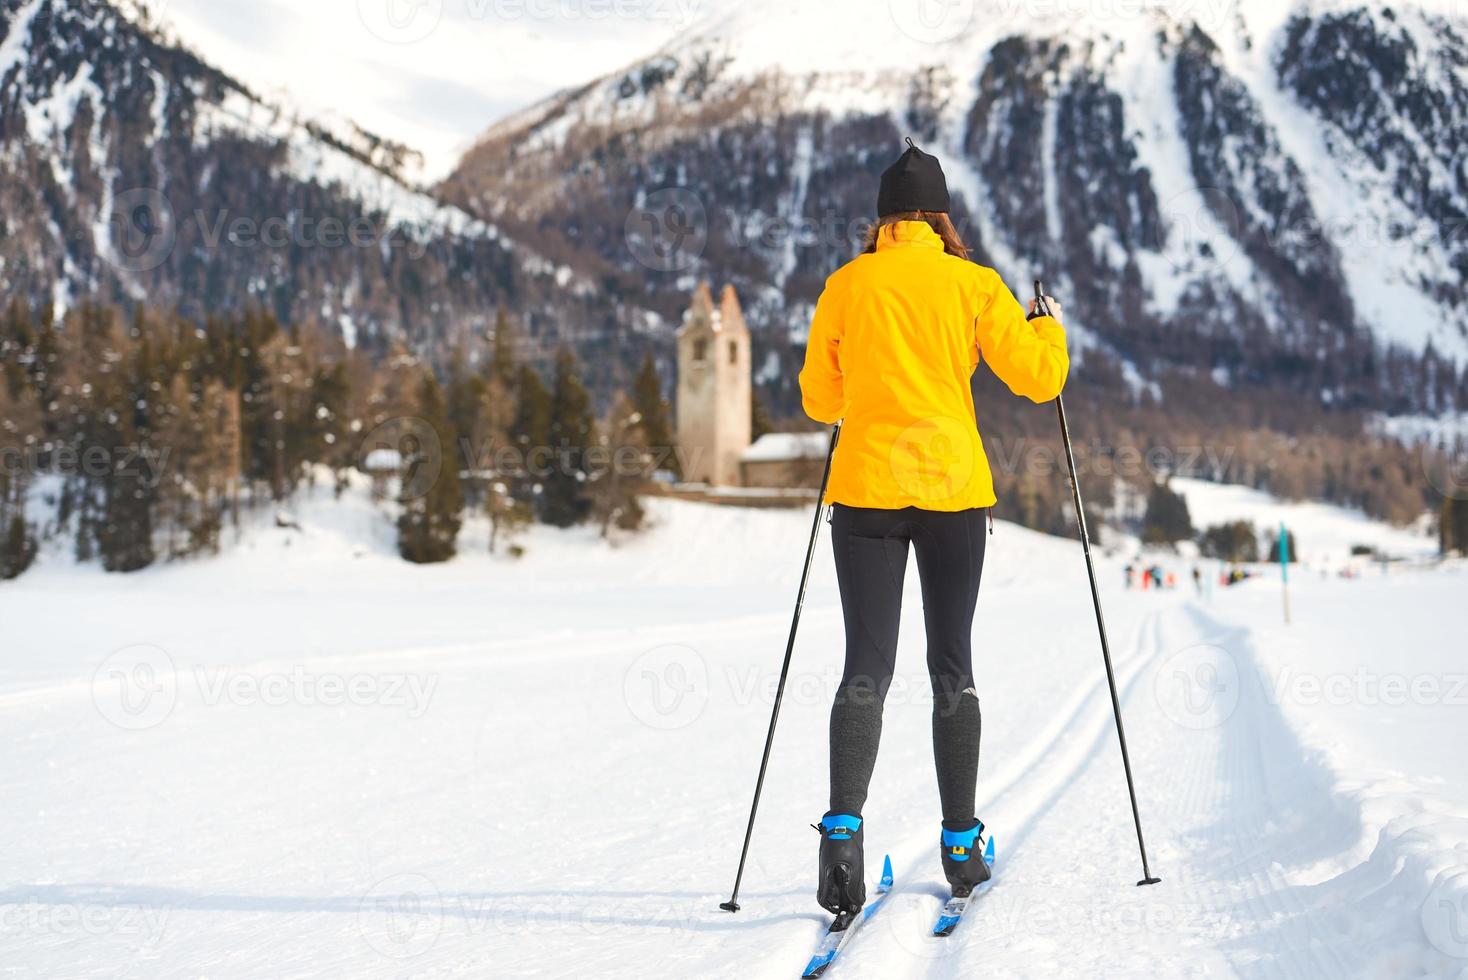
[1026,296,1063,323]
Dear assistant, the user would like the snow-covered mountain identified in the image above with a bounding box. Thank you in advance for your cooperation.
[442,0,1468,416]
[0,0,634,361]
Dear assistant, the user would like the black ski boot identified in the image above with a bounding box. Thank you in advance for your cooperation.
[814,812,866,913]
[940,818,990,896]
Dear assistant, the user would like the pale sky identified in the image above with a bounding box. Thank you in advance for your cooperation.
[142,0,713,181]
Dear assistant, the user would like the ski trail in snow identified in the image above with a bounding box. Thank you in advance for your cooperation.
[808,597,1381,977]
[1154,603,1360,979]
[764,608,1177,978]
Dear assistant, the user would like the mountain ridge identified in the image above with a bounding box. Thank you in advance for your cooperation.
[0,0,645,376]
[442,0,1468,418]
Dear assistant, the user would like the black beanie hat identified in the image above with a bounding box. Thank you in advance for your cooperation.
[877,138,950,216]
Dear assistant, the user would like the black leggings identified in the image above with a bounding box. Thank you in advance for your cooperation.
[828,504,987,822]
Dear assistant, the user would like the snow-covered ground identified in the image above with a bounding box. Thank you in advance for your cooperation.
[2,485,1464,978]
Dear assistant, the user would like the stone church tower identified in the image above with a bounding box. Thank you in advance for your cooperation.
[676,283,751,486]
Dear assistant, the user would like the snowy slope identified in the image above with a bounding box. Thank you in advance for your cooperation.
[1169,476,1437,564]
[1,487,1463,976]
[446,0,1468,418]
[0,0,606,352]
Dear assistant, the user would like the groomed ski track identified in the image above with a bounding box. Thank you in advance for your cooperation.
[1,495,1463,977]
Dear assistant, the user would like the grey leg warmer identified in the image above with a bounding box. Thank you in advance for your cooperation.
[829,686,885,815]
[932,687,982,822]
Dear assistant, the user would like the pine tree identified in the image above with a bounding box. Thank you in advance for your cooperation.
[0,378,40,579]
[88,305,156,573]
[444,348,486,469]
[490,310,517,392]
[479,353,529,555]
[1198,520,1260,562]
[631,351,679,478]
[397,372,464,564]
[540,348,594,528]
[511,363,551,453]
[1141,480,1193,545]
[309,361,352,482]
[1266,527,1300,563]
[751,389,775,443]
[590,392,647,539]
[1439,497,1468,556]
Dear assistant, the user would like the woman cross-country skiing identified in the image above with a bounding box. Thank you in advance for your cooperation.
[798,139,1069,913]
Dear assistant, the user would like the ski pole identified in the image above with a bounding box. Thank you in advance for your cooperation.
[720,421,842,912]
[1034,280,1162,888]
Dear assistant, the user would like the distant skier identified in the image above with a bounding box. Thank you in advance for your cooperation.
[798,139,1068,914]
[1192,565,1202,596]
[1124,563,1135,589]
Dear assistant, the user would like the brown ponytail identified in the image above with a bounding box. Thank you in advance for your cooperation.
[861,211,969,260]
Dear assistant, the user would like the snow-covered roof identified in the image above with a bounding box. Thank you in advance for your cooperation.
[362,448,402,471]
[740,432,830,463]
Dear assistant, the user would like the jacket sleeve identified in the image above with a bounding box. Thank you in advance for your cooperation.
[974,270,1069,403]
[799,280,846,424]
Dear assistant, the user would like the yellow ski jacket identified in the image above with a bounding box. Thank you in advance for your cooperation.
[799,220,1069,511]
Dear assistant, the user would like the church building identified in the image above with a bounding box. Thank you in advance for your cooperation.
[675,282,825,490]
[676,283,752,487]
